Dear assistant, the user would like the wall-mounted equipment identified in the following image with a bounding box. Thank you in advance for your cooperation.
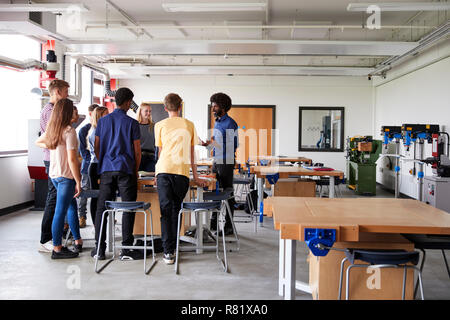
[381,126,402,148]
[401,124,439,150]
[346,136,382,195]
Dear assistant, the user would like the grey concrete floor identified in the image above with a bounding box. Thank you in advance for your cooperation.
[0,184,449,300]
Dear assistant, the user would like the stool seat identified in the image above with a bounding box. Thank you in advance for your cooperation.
[233,177,251,185]
[182,201,221,211]
[346,249,420,266]
[315,177,344,186]
[79,189,100,198]
[203,191,233,201]
[339,248,425,300]
[105,201,150,211]
[402,234,450,250]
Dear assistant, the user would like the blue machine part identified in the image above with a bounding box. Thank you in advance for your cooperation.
[418,171,424,178]
[383,132,389,145]
[404,131,412,147]
[417,132,428,140]
[259,202,264,222]
[305,228,336,257]
[266,173,279,185]
[404,131,431,147]
[395,166,400,172]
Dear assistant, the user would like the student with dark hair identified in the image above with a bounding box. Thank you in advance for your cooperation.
[92,88,142,260]
[77,103,99,228]
[35,98,83,259]
[155,93,207,264]
[202,92,238,236]
[38,79,70,253]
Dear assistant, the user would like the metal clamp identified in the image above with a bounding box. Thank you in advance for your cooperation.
[304,228,337,257]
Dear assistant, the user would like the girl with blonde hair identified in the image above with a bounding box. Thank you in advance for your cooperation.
[136,102,156,172]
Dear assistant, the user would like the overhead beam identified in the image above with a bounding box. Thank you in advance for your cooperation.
[65,39,417,56]
[116,65,374,76]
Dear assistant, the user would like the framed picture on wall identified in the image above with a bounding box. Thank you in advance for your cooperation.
[298,106,345,152]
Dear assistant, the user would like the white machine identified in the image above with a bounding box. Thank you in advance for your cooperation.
[423,176,450,213]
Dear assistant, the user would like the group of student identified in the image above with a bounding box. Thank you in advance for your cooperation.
[36,79,238,265]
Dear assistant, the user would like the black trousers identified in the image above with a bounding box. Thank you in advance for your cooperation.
[156,173,189,254]
[41,160,57,244]
[88,162,100,225]
[94,171,137,250]
[139,152,156,172]
[212,162,236,230]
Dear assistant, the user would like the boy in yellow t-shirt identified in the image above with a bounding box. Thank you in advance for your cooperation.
[155,93,207,265]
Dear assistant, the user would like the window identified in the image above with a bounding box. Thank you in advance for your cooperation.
[0,35,41,153]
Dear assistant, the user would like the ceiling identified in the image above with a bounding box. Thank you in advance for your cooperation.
[3,0,449,77]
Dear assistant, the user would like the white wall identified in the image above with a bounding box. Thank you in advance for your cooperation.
[121,75,374,172]
[0,156,33,209]
[373,41,450,198]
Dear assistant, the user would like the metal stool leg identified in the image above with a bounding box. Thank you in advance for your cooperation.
[175,209,183,274]
[414,266,425,300]
[402,265,407,300]
[224,199,240,252]
[338,257,348,300]
[145,209,157,275]
[415,248,426,299]
[215,206,228,272]
[143,211,147,274]
[95,209,115,274]
[442,249,450,279]
[64,229,71,247]
[345,264,356,300]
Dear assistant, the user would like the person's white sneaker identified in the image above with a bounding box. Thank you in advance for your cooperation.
[38,241,53,253]
[163,253,175,265]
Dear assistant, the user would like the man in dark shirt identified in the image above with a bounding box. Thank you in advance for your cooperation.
[92,88,141,260]
[77,104,98,228]
[202,92,238,235]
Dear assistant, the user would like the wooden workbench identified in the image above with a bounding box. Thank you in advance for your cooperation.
[253,166,343,179]
[250,156,313,165]
[268,197,450,300]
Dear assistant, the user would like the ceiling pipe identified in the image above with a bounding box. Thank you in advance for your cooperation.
[0,55,46,71]
[69,58,83,103]
[84,23,437,31]
[370,21,450,76]
[0,54,142,110]
[0,54,83,103]
[81,59,139,112]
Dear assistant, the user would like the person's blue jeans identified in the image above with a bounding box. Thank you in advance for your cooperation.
[51,177,81,246]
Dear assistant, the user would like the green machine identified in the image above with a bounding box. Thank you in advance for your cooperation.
[346,136,382,195]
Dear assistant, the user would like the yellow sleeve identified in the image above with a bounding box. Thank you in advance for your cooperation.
[155,122,162,147]
[191,122,198,147]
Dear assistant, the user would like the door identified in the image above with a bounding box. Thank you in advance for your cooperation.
[208,105,275,164]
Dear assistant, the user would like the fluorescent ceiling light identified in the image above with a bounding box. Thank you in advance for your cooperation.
[162,2,267,12]
[0,3,89,13]
[347,2,450,12]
